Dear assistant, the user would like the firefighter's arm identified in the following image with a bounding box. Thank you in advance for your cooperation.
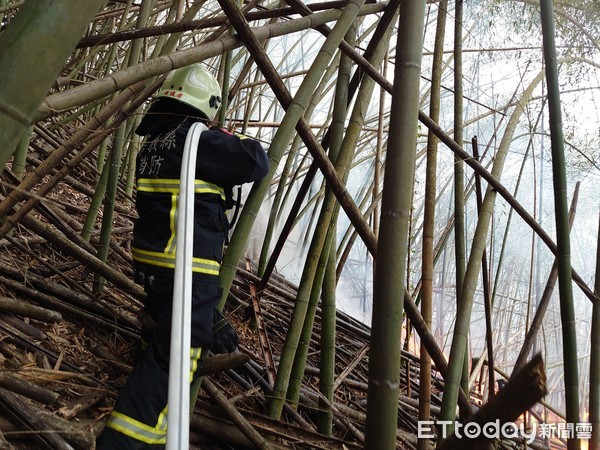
[196,128,269,186]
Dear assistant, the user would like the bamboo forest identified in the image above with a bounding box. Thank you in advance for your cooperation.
[0,0,599,449]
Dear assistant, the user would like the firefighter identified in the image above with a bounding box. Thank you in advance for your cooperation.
[97,64,269,449]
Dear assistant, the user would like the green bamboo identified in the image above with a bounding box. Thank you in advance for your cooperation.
[124,116,142,200]
[98,1,133,77]
[286,21,364,410]
[317,241,337,435]
[0,0,106,171]
[93,0,154,294]
[246,0,400,294]
[472,137,495,400]
[82,150,111,242]
[117,0,152,205]
[514,183,579,372]
[590,210,600,450]
[217,0,471,423]
[256,0,368,418]
[540,1,580,448]
[257,54,341,276]
[0,82,143,239]
[364,1,425,448]
[418,2,447,448]
[11,124,33,180]
[452,0,470,399]
[216,0,381,311]
[93,123,127,294]
[217,0,236,129]
[35,3,387,122]
[97,137,110,177]
[48,98,108,135]
[372,54,387,242]
[438,68,547,428]
[318,32,357,433]
[148,0,180,58]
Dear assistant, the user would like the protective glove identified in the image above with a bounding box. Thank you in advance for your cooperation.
[208,309,239,354]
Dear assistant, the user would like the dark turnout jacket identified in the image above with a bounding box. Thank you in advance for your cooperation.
[132,113,269,276]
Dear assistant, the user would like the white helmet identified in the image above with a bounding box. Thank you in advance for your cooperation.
[158,64,222,120]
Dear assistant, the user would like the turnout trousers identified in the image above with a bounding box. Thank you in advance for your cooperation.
[97,266,220,449]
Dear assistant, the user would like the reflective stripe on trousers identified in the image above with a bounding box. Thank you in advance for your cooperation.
[98,347,203,449]
[131,247,220,276]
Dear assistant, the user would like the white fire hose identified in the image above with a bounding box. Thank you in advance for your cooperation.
[166,121,207,450]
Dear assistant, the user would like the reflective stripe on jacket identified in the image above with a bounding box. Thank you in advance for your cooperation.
[132,120,269,274]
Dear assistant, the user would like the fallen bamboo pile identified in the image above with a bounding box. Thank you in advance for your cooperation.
[0,172,563,449]
[0,242,563,450]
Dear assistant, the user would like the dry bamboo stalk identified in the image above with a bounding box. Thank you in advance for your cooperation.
[197,352,250,376]
[191,412,290,450]
[0,274,139,338]
[0,296,62,323]
[0,262,138,327]
[199,396,364,450]
[0,235,47,247]
[437,354,547,450]
[58,391,105,420]
[15,368,95,384]
[0,398,96,450]
[0,387,75,450]
[201,377,272,450]
[19,213,144,297]
[0,314,48,341]
[245,258,277,386]
[88,342,133,375]
[332,343,368,392]
[0,320,102,387]
[0,372,59,405]
[34,406,96,450]
[0,429,14,450]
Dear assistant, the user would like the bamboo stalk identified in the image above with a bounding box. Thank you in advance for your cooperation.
[285,3,394,413]
[437,354,547,450]
[364,1,425,448]
[418,3,447,448]
[514,183,579,371]
[202,378,272,449]
[591,209,600,450]
[318,246,337,436]
[35,406,96,450]
[35,3,388,121]
[540,2,580,448]
[0,386,76,450]
[471,137,495,399]
[19,214,143,297]
[438,68,547,427]
[451,0,470,401]
[0,84,140,237]
[0,296,62,323]
[0,372,59,405]
[0,0,106,170]
[11,125,32,180]
[219,0,401,318]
